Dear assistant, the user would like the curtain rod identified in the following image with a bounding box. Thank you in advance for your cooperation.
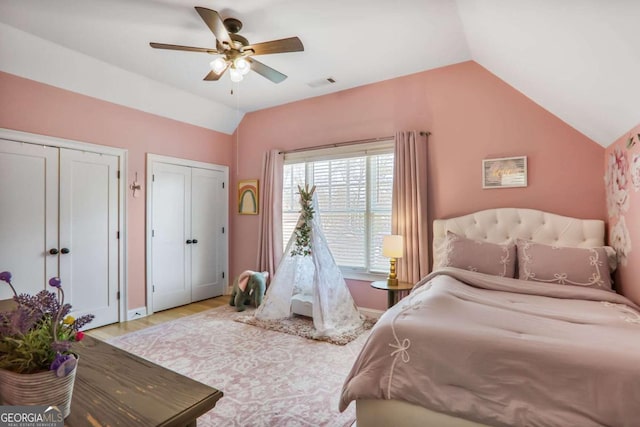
[280,131,430,155]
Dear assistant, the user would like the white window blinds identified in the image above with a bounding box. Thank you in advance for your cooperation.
[282,141,394,274]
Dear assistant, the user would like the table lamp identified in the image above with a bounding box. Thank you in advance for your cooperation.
[382,235,404,286]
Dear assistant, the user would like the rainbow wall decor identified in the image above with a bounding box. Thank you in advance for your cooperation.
[238,179,259,215]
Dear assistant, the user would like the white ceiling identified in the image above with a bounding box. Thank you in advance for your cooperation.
[0,0,638,146]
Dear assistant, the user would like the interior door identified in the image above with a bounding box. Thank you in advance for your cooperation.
[151,162,192,312]
[190,167,225,301]
[0,139,58,299]
[59,148,119,328]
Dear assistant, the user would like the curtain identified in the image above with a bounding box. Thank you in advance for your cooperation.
[392,131,429,284]
[256,149,284,278]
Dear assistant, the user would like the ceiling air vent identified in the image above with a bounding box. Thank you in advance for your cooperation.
[307,77,336,88]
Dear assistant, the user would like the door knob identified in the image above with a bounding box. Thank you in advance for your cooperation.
[192,239,198,244]
[49,248,59,255]
[60,248,70,254]
[186,240,193,244]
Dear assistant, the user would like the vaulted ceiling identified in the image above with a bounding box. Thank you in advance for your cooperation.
[0,0,638,146]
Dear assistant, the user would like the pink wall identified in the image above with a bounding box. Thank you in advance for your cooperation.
[0,71,233,309]
[231,61,605,310]
[605,124,640,304]
[0,61,609,313]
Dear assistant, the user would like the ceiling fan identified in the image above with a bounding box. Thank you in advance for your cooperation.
[150,6,304,83]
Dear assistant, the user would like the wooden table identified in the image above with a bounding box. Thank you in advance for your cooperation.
[66,335,223,427]
[370,280,414,308]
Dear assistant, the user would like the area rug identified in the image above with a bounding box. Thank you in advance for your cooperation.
[107,305,370,427]
[235,312,375,345]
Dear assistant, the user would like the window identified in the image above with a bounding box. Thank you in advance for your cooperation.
[282,141,394,277]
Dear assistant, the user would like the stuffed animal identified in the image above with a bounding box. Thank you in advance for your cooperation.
[230,270,268,311]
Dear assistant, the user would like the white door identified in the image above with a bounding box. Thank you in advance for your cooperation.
[0,140,58,299]
[59,149,119,327]
[191,167,225,301]
[151,163,192,311]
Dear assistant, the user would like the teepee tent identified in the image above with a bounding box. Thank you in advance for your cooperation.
[255,186,364,338]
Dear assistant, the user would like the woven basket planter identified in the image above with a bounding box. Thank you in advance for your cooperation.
[0,362,77,418]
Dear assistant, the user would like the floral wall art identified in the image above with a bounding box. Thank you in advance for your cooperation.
[606,147,631,262]
[605,124,640,304]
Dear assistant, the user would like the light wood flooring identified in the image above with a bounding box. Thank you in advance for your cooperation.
[87,296,228,341]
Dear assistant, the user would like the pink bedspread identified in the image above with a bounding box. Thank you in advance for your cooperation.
[340,268,640,427]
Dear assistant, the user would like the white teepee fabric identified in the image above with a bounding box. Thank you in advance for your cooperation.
[254,188,364,337]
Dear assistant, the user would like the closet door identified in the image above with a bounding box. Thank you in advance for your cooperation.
[191,167,225,301]
[59,149,119,327]
[151,163,192,311]
[0,140,58,299]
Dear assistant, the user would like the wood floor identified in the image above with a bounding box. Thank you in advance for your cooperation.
[87,296,228,341]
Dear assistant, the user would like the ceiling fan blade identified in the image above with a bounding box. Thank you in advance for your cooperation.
[203,63,229,81]
[243,37,304,56]
[195,7,232,48]
[150,42,218,54]
[247,58,287,83]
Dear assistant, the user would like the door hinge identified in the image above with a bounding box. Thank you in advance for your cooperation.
[117,291,120,300]
[222,272,225,279]
[117,171,120,179]
[152,285,155,292]
[222,226,225,234]
[152,229,155,237]
[222,182,225,189]
[116,231,120,239]
[152,174,155,182]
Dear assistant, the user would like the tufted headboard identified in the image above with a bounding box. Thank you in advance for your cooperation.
[432,208,605,268]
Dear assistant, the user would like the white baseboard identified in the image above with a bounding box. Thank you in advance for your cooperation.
[126,304,379,322]
[358,306,384,320]
[127,307,148,321]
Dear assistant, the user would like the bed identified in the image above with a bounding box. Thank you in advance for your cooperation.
[340,208,640,427]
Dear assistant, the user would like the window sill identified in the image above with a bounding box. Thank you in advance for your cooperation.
[341,269,387,282]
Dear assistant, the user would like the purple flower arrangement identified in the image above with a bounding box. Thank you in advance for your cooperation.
[0,271,94,376]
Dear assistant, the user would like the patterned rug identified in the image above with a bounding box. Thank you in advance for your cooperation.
[235,312,375,345]
[107,305,370,427]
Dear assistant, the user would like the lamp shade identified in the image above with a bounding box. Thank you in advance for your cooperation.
[234,57,251,75]
[210,57,227,74]
[382,235,404,258]
[229,67,243,82]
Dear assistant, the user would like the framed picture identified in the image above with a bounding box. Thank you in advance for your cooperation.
[482,156,527,189]
[238,179,259,214]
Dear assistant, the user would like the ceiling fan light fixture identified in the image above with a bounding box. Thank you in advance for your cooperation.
[234,57,251,75]
[210,57,228,74]
[151,7,304,84]
[229,67,244,82]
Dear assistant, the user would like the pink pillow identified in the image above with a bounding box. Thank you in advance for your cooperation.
[440,232,516,278]
[516,239,612,290]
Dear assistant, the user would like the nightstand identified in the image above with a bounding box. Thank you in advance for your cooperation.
[370,280,414,309]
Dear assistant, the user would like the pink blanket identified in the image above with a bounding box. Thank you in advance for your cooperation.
[340,268,640,427]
